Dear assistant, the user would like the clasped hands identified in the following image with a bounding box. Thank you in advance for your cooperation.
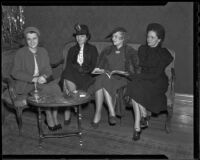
[32,75,47,84]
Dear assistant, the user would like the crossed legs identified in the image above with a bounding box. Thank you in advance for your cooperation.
[93,88,116,124]
[131,99,150,140]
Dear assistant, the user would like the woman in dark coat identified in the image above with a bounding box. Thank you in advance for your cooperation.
[125,23,173,141]
[91,27,140,128]
[59,24,98,124]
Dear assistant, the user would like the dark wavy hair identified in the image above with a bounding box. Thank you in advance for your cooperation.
[146,23,165,44]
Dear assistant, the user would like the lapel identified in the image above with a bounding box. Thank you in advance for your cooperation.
[27,47,40,75]
[83,43,89,60]
[35,48,40,70]
[26,47,35,75]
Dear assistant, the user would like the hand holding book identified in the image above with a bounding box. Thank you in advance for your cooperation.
[92,68,105,74]
[92,68,129,79]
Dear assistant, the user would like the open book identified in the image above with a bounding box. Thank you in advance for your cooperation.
[92,68,129,79]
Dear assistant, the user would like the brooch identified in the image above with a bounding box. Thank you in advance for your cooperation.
[115,50,120,54]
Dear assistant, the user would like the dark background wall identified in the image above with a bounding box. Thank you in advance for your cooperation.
[24,2,193,94]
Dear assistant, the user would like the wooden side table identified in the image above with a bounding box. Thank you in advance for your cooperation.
[27,90,91,147]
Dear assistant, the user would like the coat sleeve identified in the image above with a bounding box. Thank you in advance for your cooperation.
[67,47,83,71]
[130,47,173,80]
[96,47,110,70]
[126,46,140,74]
[60,47,78,78]
[39,48,53,78]
[11,49,34,82]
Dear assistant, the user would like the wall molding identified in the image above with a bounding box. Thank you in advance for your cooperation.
[175,93,193,105]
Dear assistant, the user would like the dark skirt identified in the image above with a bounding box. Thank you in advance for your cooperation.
[90,74,127,99]
[125,78,168,114]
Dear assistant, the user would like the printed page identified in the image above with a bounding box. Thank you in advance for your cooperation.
[92,68,105,74]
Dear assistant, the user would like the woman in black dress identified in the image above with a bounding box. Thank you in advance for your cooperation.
[59,24,98,125]
[125,23,173,140]
[91,27,140,128]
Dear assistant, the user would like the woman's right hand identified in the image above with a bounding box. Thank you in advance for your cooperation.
[32,77,39,83]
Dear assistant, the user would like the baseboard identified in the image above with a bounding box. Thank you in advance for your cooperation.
[175,93,193,105]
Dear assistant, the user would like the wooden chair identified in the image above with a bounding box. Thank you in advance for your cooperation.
[2,77,29,135]
[164,49,176,133]
[1,54,59,136]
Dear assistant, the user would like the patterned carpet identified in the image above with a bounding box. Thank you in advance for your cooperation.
[2,106,193,159]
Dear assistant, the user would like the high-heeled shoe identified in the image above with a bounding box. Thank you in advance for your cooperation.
[132,129,141,141]
[64,118,71,126]
[91,121,99,129]
[109,116,117,125]
[55,123,62,130]
[140,116,150,129]
[44,120,57,131]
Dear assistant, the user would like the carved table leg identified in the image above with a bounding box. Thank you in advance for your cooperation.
[38,107,43,147]
[77,105,83,147]
[165,105,173,133]
[16,107,23,136]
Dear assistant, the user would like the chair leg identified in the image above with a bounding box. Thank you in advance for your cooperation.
[16,107,23,135]
[165,105,173,133]
[2,103,6,125]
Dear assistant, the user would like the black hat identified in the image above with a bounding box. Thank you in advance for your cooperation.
[73,24,91,38]
[105,27,127,39]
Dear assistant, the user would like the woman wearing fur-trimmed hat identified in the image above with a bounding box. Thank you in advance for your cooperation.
[90,27,140,128]
[59,24,98,125]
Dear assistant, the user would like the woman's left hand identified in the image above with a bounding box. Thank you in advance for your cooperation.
[129,74,138,80]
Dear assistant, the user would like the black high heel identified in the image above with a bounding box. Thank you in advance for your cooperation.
[64,118,71,126]
[55,124,62,130]
[109,116,117,125]
[140,116,150,129]
[44,120,57,131]
[132,129,141,141]
[91,121,99,129]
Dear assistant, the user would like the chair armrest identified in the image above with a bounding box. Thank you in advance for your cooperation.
[2,79,8,91]
[2,77,17,100]
[171,68,175,81]
[50,58,64,68]
[3,77,15,88]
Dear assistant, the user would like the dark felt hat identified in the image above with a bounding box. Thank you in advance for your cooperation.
[24,27,40,36]
[105,27,127,39]
[73,24,91,38]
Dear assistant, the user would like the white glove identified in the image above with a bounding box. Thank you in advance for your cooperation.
[32,77,39,83]
[37,76,47,84]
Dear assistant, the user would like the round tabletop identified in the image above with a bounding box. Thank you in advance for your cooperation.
[27,90,91,108]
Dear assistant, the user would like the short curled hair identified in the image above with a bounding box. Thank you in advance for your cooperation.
[146,23,165,42]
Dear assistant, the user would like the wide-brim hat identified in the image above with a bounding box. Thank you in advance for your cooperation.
[24,27,40,36]
[73,24,91,38]
[105,27,127,39]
